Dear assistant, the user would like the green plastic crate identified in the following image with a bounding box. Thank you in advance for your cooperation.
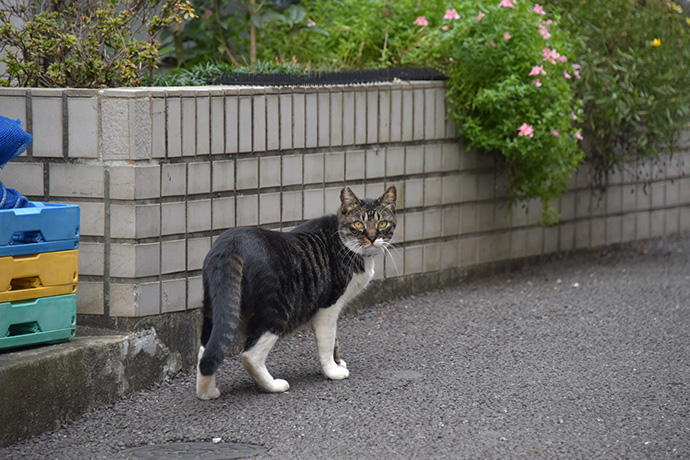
[0,294,76,350]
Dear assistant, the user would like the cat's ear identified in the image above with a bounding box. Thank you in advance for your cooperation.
[340,186,361,214]
[377,185,397,212]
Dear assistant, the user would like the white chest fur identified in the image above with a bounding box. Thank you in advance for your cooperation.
[332,257,375,312]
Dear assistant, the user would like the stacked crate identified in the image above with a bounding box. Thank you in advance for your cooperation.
[0,202,80,350]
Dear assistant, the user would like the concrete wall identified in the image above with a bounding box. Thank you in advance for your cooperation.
[1,82,689,320]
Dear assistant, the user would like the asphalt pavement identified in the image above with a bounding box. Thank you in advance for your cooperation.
[2,233,689,460]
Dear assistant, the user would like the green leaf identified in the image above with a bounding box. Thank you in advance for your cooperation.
[283,5,301,25]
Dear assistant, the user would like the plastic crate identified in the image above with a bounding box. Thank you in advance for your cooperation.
[0,250,78,302]
[0,294,76,350]
[0,202,80,257]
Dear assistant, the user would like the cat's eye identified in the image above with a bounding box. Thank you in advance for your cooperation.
[353,221,364,229]
[378,220,388,228]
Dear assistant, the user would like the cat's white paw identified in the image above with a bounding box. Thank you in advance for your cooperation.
[263,378,290,393]
[196,347,221,400]
[197,386,221,400]
[324,364,350,380]
[196,374,221,400]
[337,359,347,369]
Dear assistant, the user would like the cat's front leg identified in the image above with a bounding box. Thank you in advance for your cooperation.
[333,338,347,369]
[312,306,349,380]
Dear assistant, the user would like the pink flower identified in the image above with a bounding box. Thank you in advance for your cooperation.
[534,79,542,87]
[550,129,560,137]
[504,32,511,40]
[444,8,460,20]
[533,4,546,15]
[203,9,213,19]
[498,0,515,8]
[575,130,583,140]
[563,70,571,79]
[518,123,534,138]
[414,16,429,26]
[442,25,450,31]
[477,11,485,21]
[542,48,561,65]
[529,65,546,76]
[572,63,582,79]
[539,27,551,40]
[571,112,577,120]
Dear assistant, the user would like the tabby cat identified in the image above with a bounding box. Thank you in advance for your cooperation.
[196,185,397,399]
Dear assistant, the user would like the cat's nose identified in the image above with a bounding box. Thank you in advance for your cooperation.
[365,232,377,244]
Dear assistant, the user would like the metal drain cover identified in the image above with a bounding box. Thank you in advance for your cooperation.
[121,442,266,459]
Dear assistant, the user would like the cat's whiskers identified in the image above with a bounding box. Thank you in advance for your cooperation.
[335,234,363,266]
[385,241,403,256]
[379,241,403,276]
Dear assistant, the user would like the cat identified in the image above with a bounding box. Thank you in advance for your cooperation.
[196,185,397,399]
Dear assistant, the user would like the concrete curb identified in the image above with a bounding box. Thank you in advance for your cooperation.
[0,328,183,447]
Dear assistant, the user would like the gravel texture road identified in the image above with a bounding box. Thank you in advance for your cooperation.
[2,233,689,460]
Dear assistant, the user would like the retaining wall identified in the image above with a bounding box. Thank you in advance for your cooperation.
[1,82,689,322]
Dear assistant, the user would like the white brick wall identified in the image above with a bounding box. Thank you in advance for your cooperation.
[1,83,689,318]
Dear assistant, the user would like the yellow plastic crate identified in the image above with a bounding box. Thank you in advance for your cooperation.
[0,250,78,302]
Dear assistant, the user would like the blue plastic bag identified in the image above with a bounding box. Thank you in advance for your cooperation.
[0,115,33,209]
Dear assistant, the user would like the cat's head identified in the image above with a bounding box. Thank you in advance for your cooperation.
[337,185,397,257]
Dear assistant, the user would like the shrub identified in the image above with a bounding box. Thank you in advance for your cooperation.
[169,0,584,224]
[0,0,197,88]
[544,0,690,185]
[163,0,326,68]
[162,0,246,67]
[250,0,447,69]
[151,59,306,85]
[262,1,584,224]
[431,1,584,224]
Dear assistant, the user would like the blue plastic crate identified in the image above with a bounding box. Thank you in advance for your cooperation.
[0,294,76,350]
[0,202,80,257]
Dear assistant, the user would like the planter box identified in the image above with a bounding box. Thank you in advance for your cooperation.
[1,85,689,322]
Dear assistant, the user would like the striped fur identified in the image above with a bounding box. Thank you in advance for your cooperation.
[196,186,396,399]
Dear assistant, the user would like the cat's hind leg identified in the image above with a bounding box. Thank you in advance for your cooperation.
[242,332,290,393]
[312,306,349,380]
[196,346,221,400]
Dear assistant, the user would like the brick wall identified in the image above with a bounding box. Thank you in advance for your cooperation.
[1,83,689,319]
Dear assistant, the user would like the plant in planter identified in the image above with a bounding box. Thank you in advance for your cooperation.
[0,0,197,87]
[255,0,448,69]
[543,0,690,187]
[170,0,583,224]
[162,0,325,68]
[429,1,584,225]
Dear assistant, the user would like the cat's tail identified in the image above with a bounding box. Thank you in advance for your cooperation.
[198,249,243,376]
